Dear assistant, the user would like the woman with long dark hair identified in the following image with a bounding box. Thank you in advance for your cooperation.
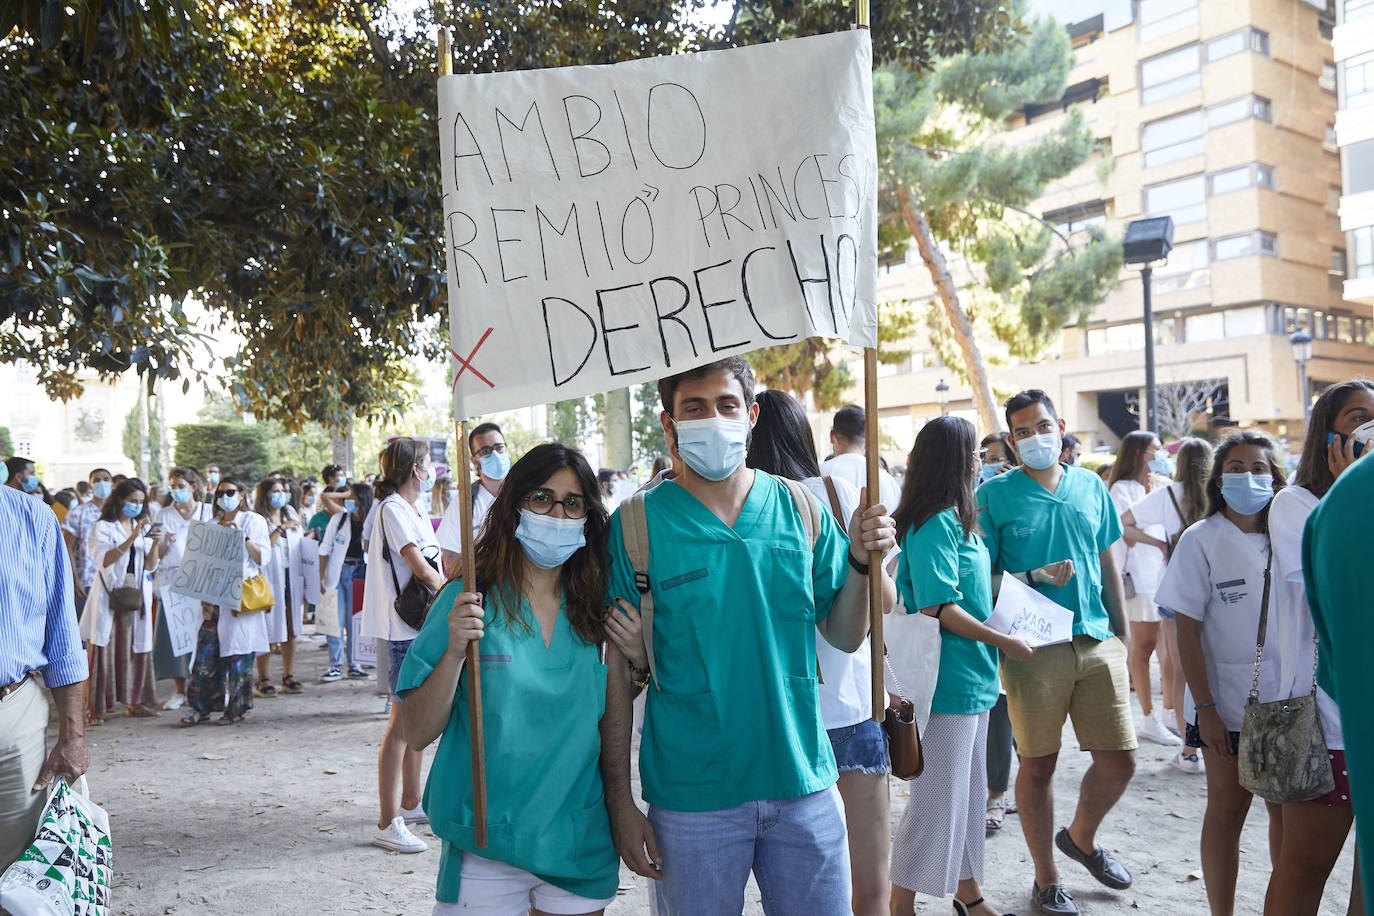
[1154,431,1288,914]
[1107,431,1180,748]
[889,416,1029,916]
[252,476,306,697]
[1265,379,1373,915]
[318,482,374,682]
[79,477,163,724]
[1122,437,1214,772]
[746,389,897,916]
[361,437,447,855]
[399,443,623,913]
[151,467,212,710]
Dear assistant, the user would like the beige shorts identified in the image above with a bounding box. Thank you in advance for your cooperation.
[1001,635,1137,758]
[1123,592,1160,623]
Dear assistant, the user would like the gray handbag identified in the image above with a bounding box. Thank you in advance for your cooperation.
[1236,539,1334,804]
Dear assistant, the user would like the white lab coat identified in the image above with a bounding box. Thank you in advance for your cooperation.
[1110,479,1168,595]
[360,494,439,642]
[1268,485,1344,748]
[79,519,155,651]
[259,507,306,645]
[318,510,361,592]
[1154,514,1285,732]
[215,512,272,658]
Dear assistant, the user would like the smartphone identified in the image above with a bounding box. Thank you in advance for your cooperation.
[1330,419,1374,459]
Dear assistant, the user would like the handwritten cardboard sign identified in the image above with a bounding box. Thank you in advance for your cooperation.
[439,30,878,416]
[985,573,1074,648]
[167,521,244,609]
[159,585,202,657]
[300,545,322,605]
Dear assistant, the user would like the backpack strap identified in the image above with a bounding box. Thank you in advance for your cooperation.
[619,490,658,690]
[822,476,844,525]
[779,477,820,550]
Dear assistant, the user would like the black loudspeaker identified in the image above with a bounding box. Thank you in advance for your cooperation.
[1123,216,1174,264]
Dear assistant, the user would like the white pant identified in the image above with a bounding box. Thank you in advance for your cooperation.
[0,679,50,871]
[432,853,615,915]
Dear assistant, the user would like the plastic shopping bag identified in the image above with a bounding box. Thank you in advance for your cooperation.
[0,776,112,916]
[883,600,942,733]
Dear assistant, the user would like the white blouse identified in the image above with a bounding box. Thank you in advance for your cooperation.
[360,494,440,642]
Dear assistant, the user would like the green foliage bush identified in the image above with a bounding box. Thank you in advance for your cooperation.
[174,423,270,484]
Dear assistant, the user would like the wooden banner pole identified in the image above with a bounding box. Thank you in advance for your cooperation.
[440,27,488,850]
[855,0,884,725]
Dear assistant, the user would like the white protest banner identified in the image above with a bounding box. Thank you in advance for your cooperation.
[986,573,1075,648]
[439,30,877,417]
[158,585,202,658]
[316,589,341,639]
[300,546,322,605]
[167,521,244,608]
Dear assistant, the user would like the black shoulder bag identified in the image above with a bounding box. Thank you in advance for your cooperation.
[380,503,440,630]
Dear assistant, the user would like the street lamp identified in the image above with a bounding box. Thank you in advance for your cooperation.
[1123,217,1175,433]
[1290,328,1313,433]
[935,378,950,417]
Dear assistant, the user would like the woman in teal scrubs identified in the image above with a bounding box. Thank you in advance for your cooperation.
[398,443,628,915]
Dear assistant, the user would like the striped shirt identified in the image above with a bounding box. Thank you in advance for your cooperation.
[63,499,102,588]
[1,485,87,688]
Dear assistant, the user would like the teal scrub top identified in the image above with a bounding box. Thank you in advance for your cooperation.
[897,508,999,716]
[1303,456,1374,903]
[396,579,618,904]
[976,465,1122,642]
[607,471,851,813]
[307,509,330,540]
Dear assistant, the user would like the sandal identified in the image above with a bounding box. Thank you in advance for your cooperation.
[954,896,1014,916]
[217,714,246,726]
[281,675,304,694]
[986,797,1006,831]
[126,703,159,718]
[180,712,209,727]
[85,713,103,727]
[254,678,278,698]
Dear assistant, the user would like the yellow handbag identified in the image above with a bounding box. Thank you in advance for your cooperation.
[236,574,274,616]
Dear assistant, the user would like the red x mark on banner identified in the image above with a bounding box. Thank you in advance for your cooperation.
[451,327,496,391]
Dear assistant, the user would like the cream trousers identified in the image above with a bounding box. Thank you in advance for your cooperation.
[0,678,50,871]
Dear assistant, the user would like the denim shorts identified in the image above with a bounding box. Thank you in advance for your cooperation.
[1157,606,1176,621]
[826,718,890,775]
[388,638,413,699]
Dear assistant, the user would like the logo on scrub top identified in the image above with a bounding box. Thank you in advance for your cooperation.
[1216,579,1247,605]
[1009,526,1036,540]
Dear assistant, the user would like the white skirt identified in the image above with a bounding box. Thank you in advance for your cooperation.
[1124,592,1159,623]
[891,711,989,895]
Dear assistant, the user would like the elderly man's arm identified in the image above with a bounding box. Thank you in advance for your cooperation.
[35,511,89,791]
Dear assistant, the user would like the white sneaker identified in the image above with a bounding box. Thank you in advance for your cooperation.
[1170,749,1205,774]
[372,816,428,853]
[1139,710,1183,746]
[1161,710,1181,736]
[400,802,429,825]
[162,693,186,711]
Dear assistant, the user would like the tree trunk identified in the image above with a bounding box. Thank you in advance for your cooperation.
[898,185,1002,436]
[603,387,633,469]
[331,421,353,480]
[138,380,151,481]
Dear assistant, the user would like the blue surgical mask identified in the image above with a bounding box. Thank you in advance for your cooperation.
[92,480,113,499]
[122,501,143,518]
[218,493,241,513]
[979,461,1006,483]
[1017,432,1062,471]
[344,499,358,514]
[674,417,749,481]
[170,487,191,504]
[480,449,511,481]
[304,495,316,507]
[514,509,586,569]
[1220,473,1274,516]
[206,472,220,486]
[1148,455,1174,475]
[21,475,39,493]
[417,467,436,493]
[269,492,290,510]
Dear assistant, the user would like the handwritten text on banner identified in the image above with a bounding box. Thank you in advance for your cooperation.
[439,31,878,416]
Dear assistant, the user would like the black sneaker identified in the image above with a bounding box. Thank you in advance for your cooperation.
[1056,827,1133,889]
[1031,882,1078,915]
[321,666,343,683]
[347,666,370,679]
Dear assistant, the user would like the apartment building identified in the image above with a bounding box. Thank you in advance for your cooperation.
[860,0,1374,457]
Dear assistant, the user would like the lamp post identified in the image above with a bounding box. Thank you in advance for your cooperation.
[936,378,950,417]
[1123,217,1175,433]
[1290,328,1313,434]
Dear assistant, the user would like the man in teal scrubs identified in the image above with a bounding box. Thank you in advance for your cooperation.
[977,390,1135,916]
[1303,452,1374,904]
[601,357,897,916]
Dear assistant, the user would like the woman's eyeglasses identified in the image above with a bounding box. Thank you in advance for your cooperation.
[523,488,588,519]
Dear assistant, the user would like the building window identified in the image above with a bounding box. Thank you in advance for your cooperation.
[1142,109,1204,166]
[1207,94,1271,128]
[1144,174,1207,224]
[1044,199,1110,235]
[1321,62,1338,94]
[1208,163,1275,194]
[1354,226,1374,279]
[1140,44,1201,104]
[1186,312,1225,343]
[1225,306,1269,336]
[1212,231,1278,260]
[1347,50,1374,102]
[1206,28,1268,62]
[1350,0,1374,23]
[1347,138,1374,193]
[1331,249,1348,290]
[1151,238,1210,294]
[1138,0,1199,43]
[1087,322,1147,355]
[1325,123,1339,153]
[14,441,33,457]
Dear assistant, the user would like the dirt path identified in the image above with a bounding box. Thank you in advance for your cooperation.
[71,631,1355,915]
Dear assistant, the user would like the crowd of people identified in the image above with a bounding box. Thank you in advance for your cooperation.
[2,363,1371,916]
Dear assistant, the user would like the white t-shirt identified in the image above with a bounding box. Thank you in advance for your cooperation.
[820,452,901,511]
[153,502,213,573]
[216,512,271,658]
[1154,514,1284,732]
[1109,479,1167,596]
[802,474,870,731]
[361,494,440,641]
[435,482,498,553]
[1268,485,1343,748]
